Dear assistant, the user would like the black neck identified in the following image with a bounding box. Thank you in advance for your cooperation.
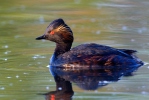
[54,42,72,58]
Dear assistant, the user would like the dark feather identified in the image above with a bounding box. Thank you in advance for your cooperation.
[52,43,143,66]
[119,49,137,55]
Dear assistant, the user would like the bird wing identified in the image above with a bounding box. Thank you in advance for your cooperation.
[53,43,134,66]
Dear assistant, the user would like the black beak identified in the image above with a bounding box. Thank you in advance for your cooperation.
[36,35,46,40]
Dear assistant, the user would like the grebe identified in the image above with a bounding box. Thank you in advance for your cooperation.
[36,18,143,68]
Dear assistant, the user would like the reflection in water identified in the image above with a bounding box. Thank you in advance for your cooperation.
[44,75,74,100]
[43,63,143,100]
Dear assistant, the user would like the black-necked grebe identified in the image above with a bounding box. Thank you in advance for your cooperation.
[36,18,143,67]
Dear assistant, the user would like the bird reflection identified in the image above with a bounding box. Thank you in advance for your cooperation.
[43,63,142,100]
[44,75,73,100]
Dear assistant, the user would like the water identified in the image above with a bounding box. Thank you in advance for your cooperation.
[0,0,149,100]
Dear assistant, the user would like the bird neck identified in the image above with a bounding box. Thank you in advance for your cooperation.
[54,42,72,58]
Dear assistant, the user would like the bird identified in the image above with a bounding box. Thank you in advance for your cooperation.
[36,18,143,68]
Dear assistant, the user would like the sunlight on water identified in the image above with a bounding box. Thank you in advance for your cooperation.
[39,16,45,24]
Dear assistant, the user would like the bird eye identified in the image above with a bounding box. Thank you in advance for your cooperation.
[50,31,55,35]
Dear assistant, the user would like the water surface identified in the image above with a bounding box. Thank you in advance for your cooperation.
[0,0,149,100]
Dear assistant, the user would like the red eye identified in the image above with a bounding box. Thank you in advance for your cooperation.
[50,31,55,35]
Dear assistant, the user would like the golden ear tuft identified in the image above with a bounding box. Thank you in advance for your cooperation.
[56,24,66,32]
[55,24,73,35]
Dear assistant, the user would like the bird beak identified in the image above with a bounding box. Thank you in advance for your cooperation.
[36,35,46,40]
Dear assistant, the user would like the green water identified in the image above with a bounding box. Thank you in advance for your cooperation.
[0,0,149,100]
